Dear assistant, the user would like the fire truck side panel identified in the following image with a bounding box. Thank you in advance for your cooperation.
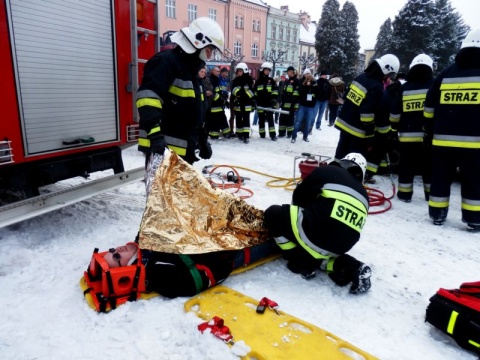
[8,0,120,155]
[0,0,23,164]
[0,0,158,197]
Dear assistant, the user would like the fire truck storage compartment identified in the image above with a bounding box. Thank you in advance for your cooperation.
[7,0,119,155]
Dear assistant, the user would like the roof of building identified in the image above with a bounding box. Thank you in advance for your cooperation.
[299,13,317,44]
[244,0,268,8]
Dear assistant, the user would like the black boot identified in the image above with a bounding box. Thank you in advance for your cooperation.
[328,254,372,294]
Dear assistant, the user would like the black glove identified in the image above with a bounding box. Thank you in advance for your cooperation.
[225,101,230,109]
[270,99,278,109]
[423,133,432,149]
[198,140,212,160]
[148,132,166,155]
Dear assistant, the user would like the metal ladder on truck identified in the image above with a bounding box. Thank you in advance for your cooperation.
[129,0,159,123]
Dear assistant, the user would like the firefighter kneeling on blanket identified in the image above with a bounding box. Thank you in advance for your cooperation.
[264,153,372,294]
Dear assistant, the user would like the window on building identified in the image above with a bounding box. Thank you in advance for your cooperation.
[235,15,239,28]
[166,0,176,18]
[291,52,295,62]
[252,20,256,31]
[234,42,242,56]
[208,8,216,21]
[239,16,244,28]
[272,25,276,40]
[279,27,283,41]
[293,29,297,43]
[256,20,261,32]
[286,28,290,42]
[188,4,197,22]
[251,43,258,58]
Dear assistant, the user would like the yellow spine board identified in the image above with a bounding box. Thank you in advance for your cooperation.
[185,285,378,360]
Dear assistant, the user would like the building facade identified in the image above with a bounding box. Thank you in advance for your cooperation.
[298,12,319,74]
[265,5,301,78]
[228,0,268,78]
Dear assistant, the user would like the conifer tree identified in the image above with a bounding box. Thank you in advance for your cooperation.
[391,0,436,72]
[315,0,343,75]
[373,18,395,64]
[430,0,469,71]
[340,1,361,83]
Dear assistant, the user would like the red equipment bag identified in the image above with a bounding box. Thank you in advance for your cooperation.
[425,281,480,354]
[83,246,146,313]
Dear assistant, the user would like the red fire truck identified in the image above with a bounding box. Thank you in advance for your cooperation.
[0,0,157,199]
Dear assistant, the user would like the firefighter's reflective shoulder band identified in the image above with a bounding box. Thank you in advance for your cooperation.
[425,281,480,354]
[83,246,146,313]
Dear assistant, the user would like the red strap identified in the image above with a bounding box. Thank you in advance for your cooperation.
[243,247,251,266]
[196,264,216,287]
[198,316,233,343]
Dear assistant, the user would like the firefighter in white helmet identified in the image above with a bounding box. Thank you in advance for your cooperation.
[333,53,400,182]
[136,17,224,171]
[389,54,435,203]
[424,28,480,230]
[253,62,279,140]
[264,153,372,294]
[230,62,255,143]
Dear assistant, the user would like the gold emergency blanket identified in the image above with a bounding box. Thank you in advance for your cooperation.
[139,152,269,254]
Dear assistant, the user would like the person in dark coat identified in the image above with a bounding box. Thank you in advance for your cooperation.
[136,17,224,165]
[423,28,480,230]
[333,54,400,163]
[263,153,372,294]
[230,63,255,143]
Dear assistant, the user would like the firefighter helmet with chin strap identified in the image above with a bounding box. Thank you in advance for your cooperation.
[170,17,224,54]
[375,54,400,75]
[260,62,273,71]
[460,28,480,49]
[235,62,248,73]
[333,153,367,182]
[409,54,434,70]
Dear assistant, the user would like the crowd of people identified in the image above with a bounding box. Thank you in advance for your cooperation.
[87,17,480,304]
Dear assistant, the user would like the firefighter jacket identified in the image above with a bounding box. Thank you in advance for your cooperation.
[231,74,255,112]
[271,165,369,258]
[424,52,480,149]
[390,79,434,143]
[136,47,206,163]
[253,73,278,109]
[334,72,384,139]
[374,82,400,136]
[208,73,226,114]
[280,77,300,111]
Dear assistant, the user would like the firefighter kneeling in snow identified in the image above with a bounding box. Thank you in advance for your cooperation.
[264,153,372,294]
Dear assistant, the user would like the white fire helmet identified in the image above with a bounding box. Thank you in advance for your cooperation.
[170,17,224,55]
[460,28,480,49]
[409,54,434,70]
[235,62,248,73]
[341,153,367,182]
[375,54,400,75]
[260,62,273,71]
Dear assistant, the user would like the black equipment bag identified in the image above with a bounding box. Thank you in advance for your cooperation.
[425,281,480,354]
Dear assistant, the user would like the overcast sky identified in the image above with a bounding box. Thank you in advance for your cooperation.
[270,0,480,51]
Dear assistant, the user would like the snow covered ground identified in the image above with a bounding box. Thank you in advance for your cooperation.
[0,115,479,360]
